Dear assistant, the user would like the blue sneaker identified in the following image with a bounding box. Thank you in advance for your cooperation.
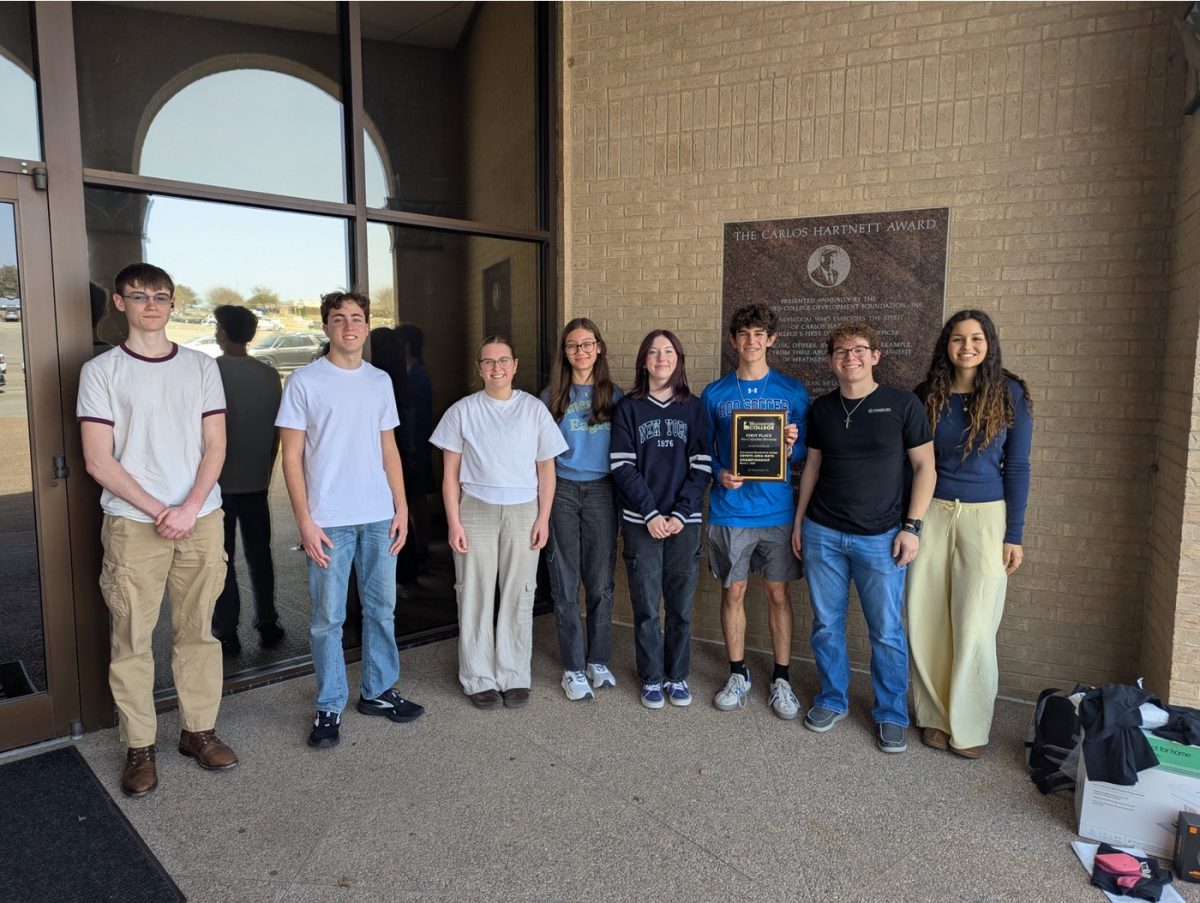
[664,680,692,707]
[640,682,665,709]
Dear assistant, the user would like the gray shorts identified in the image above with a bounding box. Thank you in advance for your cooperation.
[707,524,803,587]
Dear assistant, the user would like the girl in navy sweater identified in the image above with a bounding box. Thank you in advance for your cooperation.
[610,330,711,708]
[907,310,1033,758]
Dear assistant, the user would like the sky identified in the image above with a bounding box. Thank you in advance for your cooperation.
[0,53,40,162]
[137,69,392,302]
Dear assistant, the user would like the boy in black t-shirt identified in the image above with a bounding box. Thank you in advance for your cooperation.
[790,322,935,754]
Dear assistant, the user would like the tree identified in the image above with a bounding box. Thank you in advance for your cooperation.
[206,285,244,308]
[174,283,198,311]
[371,285,395,322]
[0,264,18,301]
[246,285,281,312]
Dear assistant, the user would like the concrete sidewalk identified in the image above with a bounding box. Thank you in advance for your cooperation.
[67,618,1195,902]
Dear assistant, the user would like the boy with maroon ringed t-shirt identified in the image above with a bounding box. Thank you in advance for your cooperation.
[78,262,238,797]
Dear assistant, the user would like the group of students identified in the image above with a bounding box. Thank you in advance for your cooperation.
[443,300,1032,760]
[77,261,1030,799]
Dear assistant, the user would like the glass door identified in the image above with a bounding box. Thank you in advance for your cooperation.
[0,169,79,752]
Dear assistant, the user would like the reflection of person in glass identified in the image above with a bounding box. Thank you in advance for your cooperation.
[277,291,425,750]
[368,326,412,590]
[610,330,711,710]
[210,305,284,656]
[907,310,1033,759]
[78,263,238,797]
[399,323,435,577]
[541,318,624,702]
[430,336,567,710]
[809,247,840,287]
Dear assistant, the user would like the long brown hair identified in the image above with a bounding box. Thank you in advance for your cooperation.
[630,329,691,402]
[917,309,1031,456]
[547,318,616,425]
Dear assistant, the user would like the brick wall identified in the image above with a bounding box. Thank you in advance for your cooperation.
[1144,107,1200,702]
[561,1,1188,701]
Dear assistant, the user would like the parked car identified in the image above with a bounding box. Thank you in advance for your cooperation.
[183,335,222,359]
[248,332,325,370]
[2,308,18,321]
[0,351,6,386]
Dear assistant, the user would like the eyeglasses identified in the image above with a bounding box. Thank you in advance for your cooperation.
[478,357,514,370]
[564,340,597,354]
[122,292,173,305]
[831,345,873,360]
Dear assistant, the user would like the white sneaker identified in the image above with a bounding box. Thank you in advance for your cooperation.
[561,670,594,701]
[585,662,616,689]
[768,678,800,720]
[714,672,751,711]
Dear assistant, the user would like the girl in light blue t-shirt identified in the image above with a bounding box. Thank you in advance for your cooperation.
[541,318,623,702]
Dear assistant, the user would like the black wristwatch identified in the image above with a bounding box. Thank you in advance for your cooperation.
[901,519,923,537]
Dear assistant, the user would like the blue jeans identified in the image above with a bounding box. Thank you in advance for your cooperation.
[307,520,400,713]
[621,521,701,684]
[802,517,910,726]
[546,477,617,671]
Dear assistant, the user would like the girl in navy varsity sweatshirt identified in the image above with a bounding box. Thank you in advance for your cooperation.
[609,330,711,708]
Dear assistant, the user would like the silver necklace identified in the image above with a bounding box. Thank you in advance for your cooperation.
[840,394,869,428]
[735,370,770,407]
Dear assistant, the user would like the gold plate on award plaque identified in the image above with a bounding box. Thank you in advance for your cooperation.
[731,410,787,481]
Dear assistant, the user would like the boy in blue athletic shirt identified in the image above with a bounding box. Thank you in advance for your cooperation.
[700,303,809,718]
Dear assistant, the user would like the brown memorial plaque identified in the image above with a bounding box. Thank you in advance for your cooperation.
[731,410,787,481]
[721,208,949,397]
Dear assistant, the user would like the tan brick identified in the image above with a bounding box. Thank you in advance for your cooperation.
[564,0,1195,704]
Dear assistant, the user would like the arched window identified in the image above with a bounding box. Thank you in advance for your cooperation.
[139,64,388,204]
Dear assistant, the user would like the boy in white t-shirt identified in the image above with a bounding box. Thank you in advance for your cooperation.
[78,263,238,798]
[277,291,425,749]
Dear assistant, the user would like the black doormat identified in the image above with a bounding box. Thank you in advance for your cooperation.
[0,745,185,902]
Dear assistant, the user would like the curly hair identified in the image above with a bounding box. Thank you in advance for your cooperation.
[728,303,779,338]
[546,318,617,426]
[916,309,1032,456]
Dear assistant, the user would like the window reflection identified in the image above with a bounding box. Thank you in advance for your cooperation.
[0,3,42,161]
[0,202,46,696]
[367,223,543,635]
[362,2,538,228]
[141,69,347,202]
[74,2,347,202]
[84,188,350,689]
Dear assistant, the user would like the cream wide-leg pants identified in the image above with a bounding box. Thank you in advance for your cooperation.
[453,494,540,696]
[906,498,1009,750]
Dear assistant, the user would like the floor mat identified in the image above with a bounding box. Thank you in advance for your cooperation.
[0,745,185,902]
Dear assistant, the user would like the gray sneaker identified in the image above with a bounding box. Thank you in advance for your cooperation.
[714,673,751,711]
[803,705,848,732]
[768,678,800,720]
[876,722,908,753]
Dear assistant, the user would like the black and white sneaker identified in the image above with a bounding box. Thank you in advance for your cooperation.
[357,688,425,723]
[309,711,340,749]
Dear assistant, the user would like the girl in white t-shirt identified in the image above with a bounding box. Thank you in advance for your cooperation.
[430,336,568,709]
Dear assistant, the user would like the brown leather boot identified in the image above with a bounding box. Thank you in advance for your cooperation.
[121,745,158,797]
[178,729,239,770]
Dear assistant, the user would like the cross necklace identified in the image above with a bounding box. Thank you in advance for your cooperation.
[840,393,869,428]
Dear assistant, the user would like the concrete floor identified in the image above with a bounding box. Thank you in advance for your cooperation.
[63,618,1200,903]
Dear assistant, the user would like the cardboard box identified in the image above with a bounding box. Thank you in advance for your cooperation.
[1076,732,1200,860]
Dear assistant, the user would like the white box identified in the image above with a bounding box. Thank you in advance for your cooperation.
[1076,734,1200,859]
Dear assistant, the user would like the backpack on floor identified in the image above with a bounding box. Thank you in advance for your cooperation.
[1026,686,1085,795]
